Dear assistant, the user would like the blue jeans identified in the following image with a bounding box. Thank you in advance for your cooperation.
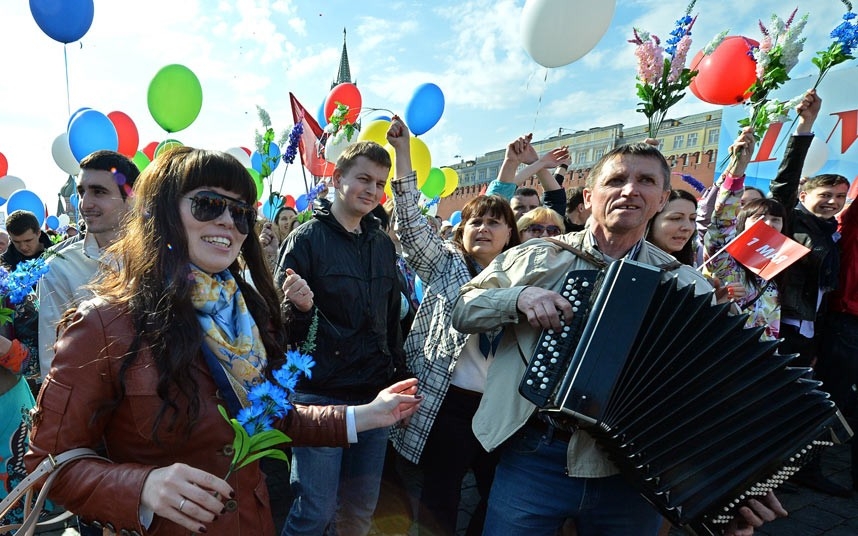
[281,393,388,536]
[482,426,661,536]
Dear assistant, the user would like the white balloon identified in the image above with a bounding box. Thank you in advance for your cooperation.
[325,132,356,164]
[58,214,70,226]
[52,132,81,175]
[225,147,252,168]
[801,136,829,177]
[520,0,616,68]
[0,175,26,200]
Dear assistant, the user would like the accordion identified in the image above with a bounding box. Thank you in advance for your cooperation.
[519,258,852,535]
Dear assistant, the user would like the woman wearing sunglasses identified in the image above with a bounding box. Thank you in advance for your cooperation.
[516,207,565,243]
[387,118,520,536]
[25,147,421,536]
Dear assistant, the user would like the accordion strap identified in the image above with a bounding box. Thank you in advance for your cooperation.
[0,447,110,536]
[544,238,682,272]
[543,238,608,269]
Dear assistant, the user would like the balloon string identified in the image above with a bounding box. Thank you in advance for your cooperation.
[531,69,549,133]
[64,44,71,116]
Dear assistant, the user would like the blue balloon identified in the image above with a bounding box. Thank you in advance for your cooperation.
[367,113,391,122]
[251,144,281,175]
[66,106,91,131]
[29,0,94,44]
[404,83,445,135]
[261,197,283,220]
[316,98,328,128]
[449,210,462,226]
[414,275,424,304]
[46,215,60,230]
[7,190,46,227]
[69,192,80,210]
[68,110,118,162]
[295,194,309,212]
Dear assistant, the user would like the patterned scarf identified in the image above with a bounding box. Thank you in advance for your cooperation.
[190,267,267,414]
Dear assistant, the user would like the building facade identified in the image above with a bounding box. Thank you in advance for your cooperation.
[437,109,723,218]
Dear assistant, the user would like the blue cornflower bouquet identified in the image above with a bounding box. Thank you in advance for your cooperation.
[219,312,318,479]
[0,256,52,325]
[811,0,858,88]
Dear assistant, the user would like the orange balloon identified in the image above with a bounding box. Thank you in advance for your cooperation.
[690,36,759,105]
[0,151,7,177]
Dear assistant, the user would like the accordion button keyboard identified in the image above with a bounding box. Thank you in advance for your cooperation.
[519,269,600,407]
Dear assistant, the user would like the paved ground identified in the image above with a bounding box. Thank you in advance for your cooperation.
[35,440,858,535]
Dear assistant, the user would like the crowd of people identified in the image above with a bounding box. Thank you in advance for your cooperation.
[0,87,854,536]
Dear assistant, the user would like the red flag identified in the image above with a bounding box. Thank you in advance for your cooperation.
[724,219,811,280]
[289,93,334,178]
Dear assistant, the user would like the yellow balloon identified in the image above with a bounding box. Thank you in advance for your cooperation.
[410,137,431,184]
[385,137,432,185]
[440,167,459,197]
[357,119,390,146]
[384,178,393,200]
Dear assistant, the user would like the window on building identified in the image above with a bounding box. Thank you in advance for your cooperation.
[594,149,604,161]
[686,133,698,147]
[576,151,587,164]
[488,167,498,180]
[672,135,684,149]
[478,169,486,182]
[707,129,719,144]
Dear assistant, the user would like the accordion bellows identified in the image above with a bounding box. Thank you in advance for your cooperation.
[520,259,851,535]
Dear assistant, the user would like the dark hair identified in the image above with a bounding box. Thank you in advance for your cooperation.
[371,202,390,230]
[514,187,539,198]
[566,186,585,210]
[737,198,787,234]
[5,210,41,236]
[646,189,698,266]
[93,147,283,439]
[335,141,391,175]
[801,173,850,192]
[79,150,141,200]
[588,143,671,191]
[743,186,766,201]
[451,195,521,276]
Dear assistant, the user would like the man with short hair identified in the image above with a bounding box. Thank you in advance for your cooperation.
[276,140,408,536]
[451,142,786,535]
[510,186,541,220]
[564,185,590,232]
[37,150,139,380]
[1,211,52,271]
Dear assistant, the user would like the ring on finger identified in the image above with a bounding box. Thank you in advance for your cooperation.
[178,498,187,512]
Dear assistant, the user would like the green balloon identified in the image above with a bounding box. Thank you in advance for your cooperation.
[154,139,184,158]
[147,64,203,133]
[132,150,151,172]
[420,167,446,199]
[246,168,264,201]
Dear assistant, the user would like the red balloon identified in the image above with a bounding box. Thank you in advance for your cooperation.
[107,111,140,158]
[142,141,159,160]
[690,36,759,106]
[284,194,296,209]
[0,151,7,177]
[325,83,362,125]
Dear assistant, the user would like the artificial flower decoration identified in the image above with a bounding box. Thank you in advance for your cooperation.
[811,0,858,89]
[0,256,55,325]
[220,311,318,479]
[629,1,699,139]
[738,8,808,141]
[323,103,359,163]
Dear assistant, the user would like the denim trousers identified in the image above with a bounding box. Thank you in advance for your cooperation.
[482,426,661,536]
[417,386,499,536]
[281,393,388,536]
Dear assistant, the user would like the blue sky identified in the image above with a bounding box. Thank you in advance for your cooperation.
[0,0,848,213]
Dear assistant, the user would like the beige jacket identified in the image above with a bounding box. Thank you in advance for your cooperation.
[451,231,712,477]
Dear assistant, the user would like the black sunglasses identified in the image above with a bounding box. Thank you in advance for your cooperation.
[525,224,562,236]
[186,191,256,235]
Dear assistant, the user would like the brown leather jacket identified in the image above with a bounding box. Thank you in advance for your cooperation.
[25,298,348,536]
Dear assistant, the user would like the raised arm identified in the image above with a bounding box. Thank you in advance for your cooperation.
[488,133,534,200]
[769,89,822,210]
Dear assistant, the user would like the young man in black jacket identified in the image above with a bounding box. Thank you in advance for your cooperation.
[275,141,408,536]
